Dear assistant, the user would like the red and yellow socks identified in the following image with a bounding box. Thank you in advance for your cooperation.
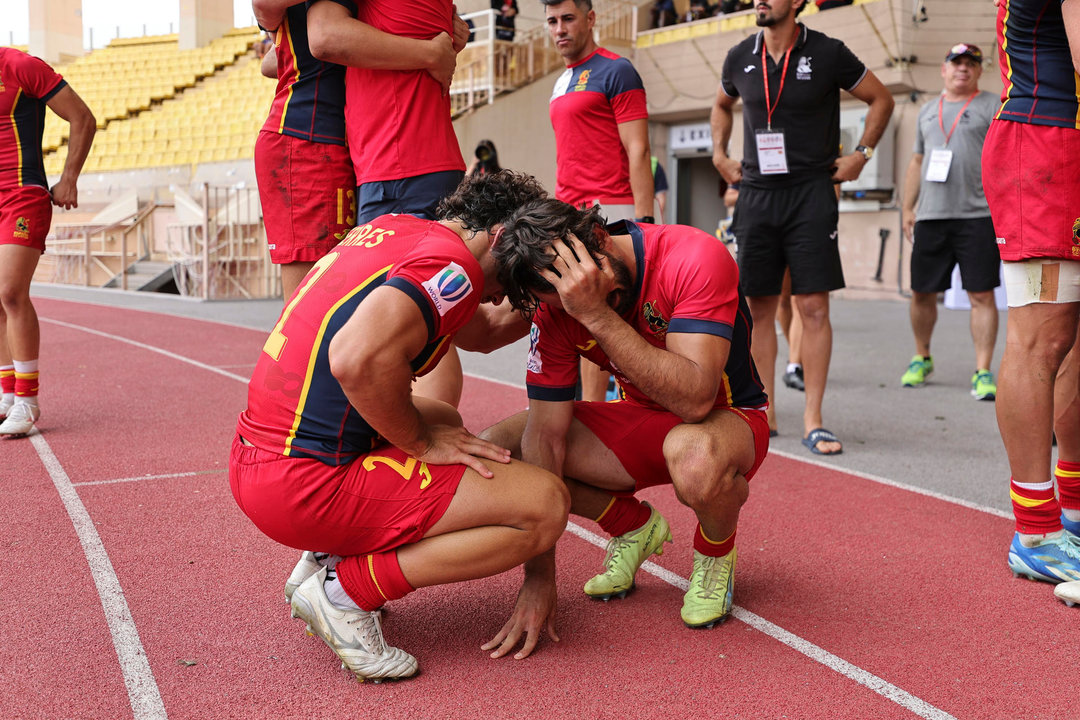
[595,496,652,538]
[13,359,39,405]
[334,551,414,612]
[1010,477,1062,535]
[1056,460,1080,522]
[693,524,735,558]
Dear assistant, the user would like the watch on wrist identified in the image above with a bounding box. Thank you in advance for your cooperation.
[635,216,655,224]
[855,144,874,161]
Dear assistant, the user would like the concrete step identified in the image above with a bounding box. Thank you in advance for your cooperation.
[104,261,177,292]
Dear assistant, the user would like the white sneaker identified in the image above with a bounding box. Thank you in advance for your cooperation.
[0,396,13,418]
[0,401,39,437]
[290,567,417,682]
[284,551,322,604]
[1055,580,1080,607]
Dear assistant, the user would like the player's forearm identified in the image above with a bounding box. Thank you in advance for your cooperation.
[252,0,295,31]
[1063,0,1080,74]
[60,108,96,185]
[331,349,431,457]
[901,156,921,212]
[710,93,734,162]
[627,149,654,218]
[856,82,894,150]
[521,429,567,479]
[308,12,440,71]
[585,310,717,422]
[260,45,278,78]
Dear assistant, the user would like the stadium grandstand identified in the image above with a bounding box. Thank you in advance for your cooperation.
[9,0,997,304]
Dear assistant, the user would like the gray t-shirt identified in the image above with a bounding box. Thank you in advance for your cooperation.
[912,90,999,221]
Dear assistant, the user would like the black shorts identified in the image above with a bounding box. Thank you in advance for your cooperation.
[357,170,465,223]
[731,176,844,297]
[910,217,1000,294]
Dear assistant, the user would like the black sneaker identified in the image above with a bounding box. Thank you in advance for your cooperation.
[782,366,804,392]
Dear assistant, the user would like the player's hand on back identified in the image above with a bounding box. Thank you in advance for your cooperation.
[50,177,79,209]
[416,424,511,478]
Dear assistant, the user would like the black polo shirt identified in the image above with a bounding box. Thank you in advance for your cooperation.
[720,23,866,188]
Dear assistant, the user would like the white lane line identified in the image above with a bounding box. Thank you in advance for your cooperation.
[564,522,957,720]
[73,469,227,487]
[41,317,249,384]
[30,432,167,720]
[768,449,1011,519]
[50,314,961,717]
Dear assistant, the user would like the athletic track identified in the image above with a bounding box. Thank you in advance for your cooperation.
[3,297,1073,720]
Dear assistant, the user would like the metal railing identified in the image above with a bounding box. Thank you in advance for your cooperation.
[44,203,156,289]
[165,184,279,300]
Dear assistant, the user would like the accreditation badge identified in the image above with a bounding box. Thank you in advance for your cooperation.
[925,148,953,183]
[755,129,789,175]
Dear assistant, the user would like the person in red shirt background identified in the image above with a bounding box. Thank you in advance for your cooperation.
[0,47,95,437]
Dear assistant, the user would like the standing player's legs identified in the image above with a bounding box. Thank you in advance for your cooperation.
[1054,335,1080,541]
[777,269,804,396]
[0,187,51,436]
[954,216,1002,399]
[793,291,838,451]
[747,293,781,432]
[358,171,466,407]
[904,220,952,386]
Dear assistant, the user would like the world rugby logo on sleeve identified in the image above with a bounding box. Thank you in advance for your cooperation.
[422,262,473,316]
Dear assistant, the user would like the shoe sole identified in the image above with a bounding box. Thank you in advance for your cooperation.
[1008,553,1073,584]
[683,613,731,630]
[971,390,996,401]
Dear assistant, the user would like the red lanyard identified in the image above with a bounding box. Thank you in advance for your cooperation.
[762,34,797,131]
[937,93,976,147]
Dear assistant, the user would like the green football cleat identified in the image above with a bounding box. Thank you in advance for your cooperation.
[583,503,672,600]
[681,547,736,628]
[971,370,997,401]
[901,355,934,387]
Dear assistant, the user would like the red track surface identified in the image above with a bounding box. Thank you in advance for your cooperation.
[4,297,1073,720]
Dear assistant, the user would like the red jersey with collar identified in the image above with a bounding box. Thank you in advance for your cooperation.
[0,48,66,191]
[324,0,465,183]
[994,0,1080,129]
[526,221,766,411]
[238,214,482,465]
[549,48,648,206]
[261,3,348,145]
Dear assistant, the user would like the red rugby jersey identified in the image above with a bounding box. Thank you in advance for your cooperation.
[238,214,482,465]
[261,3,348,145]
[324,0,465,183]
[549,48,648,207]
[0,48,66,191]
[526,221,767,411]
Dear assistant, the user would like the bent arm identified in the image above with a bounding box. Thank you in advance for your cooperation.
[252,0,300,32]
[453,303,531,353]
[261,44,278,78]
[46,86,96,209]
[307,0,452,74]
[849,70,894,149]
[710,88,741,183]
[618,118,654,218]
[328,285,434,457]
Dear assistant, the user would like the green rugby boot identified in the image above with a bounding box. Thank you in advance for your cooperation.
[583,502,672,600]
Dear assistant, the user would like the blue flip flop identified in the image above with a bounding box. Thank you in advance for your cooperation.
[802,427,843,456]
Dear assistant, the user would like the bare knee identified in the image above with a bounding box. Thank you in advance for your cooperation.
[664,431,746,511]
[0,285,31,314]
[520,471,570,553]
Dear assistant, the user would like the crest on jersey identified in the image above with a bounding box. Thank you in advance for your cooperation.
[642,301,668,338]
[527,323,542,373]
[14,216,29,239]
[573,68,591,92]
[422,262,473,316]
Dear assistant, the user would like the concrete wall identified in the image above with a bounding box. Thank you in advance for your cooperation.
[179,0,233,50]
[28,0,83,63]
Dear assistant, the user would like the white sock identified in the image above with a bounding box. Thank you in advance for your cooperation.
[1063,509,1080,522]
[313,552,341,570]
[786,362,801,374]
[323,570,361,610]
[12,358,38,374]
[1,393,13,404]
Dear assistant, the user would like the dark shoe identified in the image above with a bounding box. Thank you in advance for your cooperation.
[782,366,805,391]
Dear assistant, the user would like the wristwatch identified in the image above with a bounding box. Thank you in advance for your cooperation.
[855,144,874,160]
[635,216,655,224]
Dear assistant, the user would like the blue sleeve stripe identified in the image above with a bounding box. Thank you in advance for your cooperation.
[668,317,733,339]
[527,384,577,402]
[386,277,435,340]
[41,79,67,102]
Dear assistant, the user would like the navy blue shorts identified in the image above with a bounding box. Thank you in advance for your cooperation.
[356,170,465,223]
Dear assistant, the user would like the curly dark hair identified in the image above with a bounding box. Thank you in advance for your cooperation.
[492,199,607,315]
[436,170,547,233]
